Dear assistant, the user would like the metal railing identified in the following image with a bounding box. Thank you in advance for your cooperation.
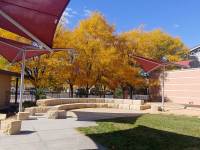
[9,90,149,103]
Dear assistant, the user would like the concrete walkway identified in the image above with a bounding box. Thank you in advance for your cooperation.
[0,108,144,150]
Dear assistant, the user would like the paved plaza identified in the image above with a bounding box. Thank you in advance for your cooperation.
[0,109,144,150]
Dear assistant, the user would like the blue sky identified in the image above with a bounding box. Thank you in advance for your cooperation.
[65,0,200,48]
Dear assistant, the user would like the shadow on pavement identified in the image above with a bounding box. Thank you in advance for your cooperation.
[17,130,36,135]
[72,110,143,121]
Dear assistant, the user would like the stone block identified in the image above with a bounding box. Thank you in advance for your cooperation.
[61,99,71,104]
[107,103,119,109]
[25,107,36,116]
[85,103,97,108]
[119,104,130,110]
[57,110,66,119]
[47,110,59,119]
[114,99,124,104]
[34,107,50,113]
[70,99,79,104]
[151,105,162,112]
[57,104,74,110]
[2,120,22,135]
[130,104,151,110]
[95,98,105,103]
[0,114,6,120]
[105,98,115,103]
[17,112,30,120]
[96,103,108,108]
[132,100,145,105]
[123,100,133,104]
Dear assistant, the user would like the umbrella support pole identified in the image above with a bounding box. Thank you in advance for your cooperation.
[19,51,25,112]
[161,65,165,111]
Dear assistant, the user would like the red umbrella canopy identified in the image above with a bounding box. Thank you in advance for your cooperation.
[175,60,191,68]
[0,0,70,47]
[134,56,163,73]
[0,37,51,62]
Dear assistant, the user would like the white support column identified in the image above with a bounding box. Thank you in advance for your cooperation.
[19,51,26,112]
[161,65,165,111]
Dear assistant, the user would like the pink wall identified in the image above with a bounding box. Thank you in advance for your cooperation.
[165,69,200,105]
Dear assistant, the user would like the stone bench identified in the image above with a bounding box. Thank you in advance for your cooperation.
[37,98,105,107]
[151,105,162,112]
[25,107,36,116]
[54,103,150,111]
[25,106,51,115]
[1,120,22,135]
[55,103,100,110]
[47,110,67,119]
[130,104,151,111]
[57,110,67,119]
[37,98,145,107]
[0,114,6,120]
[17,112,30,120]
[36,98,150,112]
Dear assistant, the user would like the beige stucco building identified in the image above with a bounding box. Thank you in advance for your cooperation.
[0,69,20,109]
[165,68,200,105]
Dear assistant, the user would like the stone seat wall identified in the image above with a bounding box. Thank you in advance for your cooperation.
[28,98,151,114]
[37,98,144,107]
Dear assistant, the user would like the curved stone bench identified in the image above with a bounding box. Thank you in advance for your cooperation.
[25,106,51,115]
[54,103,109,110]
[35,98,151,112]
[52,103,150,111]
[37,98,106,107]
[37,98,145,106]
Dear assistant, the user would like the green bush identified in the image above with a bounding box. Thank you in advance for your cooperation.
[23,101,36,108]
[34,88,47,100]
[114,87,123,98]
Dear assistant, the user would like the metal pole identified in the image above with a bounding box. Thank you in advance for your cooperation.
[19,51,26,112]
[15,77,19,104]
[161,65,165,111]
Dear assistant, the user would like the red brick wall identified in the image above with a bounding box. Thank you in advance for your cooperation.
[165,69,200,105]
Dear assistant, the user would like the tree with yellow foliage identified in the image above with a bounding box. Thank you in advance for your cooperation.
[72,12,116,97]
[0,11,189,100]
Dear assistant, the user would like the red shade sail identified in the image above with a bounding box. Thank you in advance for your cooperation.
[0,37,50,62]
[0,0,70,47]
[134,56,163,73]
[175,60,191,68]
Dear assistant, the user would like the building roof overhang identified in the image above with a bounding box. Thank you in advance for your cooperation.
[0,69,20,77]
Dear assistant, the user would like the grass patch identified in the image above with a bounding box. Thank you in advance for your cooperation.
[78,114,200,150]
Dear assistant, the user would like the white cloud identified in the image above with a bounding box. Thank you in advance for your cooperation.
[66,8,78,18]
[60,8,78,25]
[173,24,180,28]
[83,9,92,17]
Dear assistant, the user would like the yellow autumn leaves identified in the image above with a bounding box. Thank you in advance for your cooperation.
[0,12,188,96]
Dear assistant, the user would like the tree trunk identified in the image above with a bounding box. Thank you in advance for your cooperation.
[69,84,74,98]
[130,86,133,99]
[103,86,106,98]
[86,84,89,98]
[122,87,126,99]
[122,86,128,99]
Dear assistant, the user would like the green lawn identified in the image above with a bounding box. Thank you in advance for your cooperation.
[78,114,200,150]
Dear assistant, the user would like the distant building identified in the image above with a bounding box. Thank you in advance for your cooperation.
[164,68,200,105]
[189,45,200,68]
[0,69,20,109]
